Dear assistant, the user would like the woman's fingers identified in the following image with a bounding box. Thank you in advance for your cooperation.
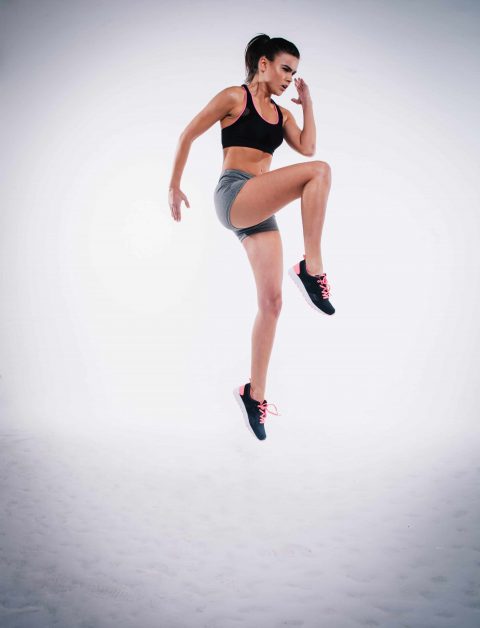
[169,189,191,221]
[169,198,179,221]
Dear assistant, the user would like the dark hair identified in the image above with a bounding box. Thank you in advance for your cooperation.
[244,34,300,84]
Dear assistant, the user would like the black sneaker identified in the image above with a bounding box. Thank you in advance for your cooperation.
[233,381,281,440]
[288,254,335,315]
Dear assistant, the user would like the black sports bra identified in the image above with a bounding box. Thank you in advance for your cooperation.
[221,84,284,155]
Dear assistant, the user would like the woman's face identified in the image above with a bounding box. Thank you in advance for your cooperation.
[259,52,299,96]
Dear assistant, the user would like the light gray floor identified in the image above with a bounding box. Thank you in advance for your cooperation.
[1,417,479,628]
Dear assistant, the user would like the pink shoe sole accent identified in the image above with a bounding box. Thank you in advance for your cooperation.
[294,262,300,274]
[239,384,245,395]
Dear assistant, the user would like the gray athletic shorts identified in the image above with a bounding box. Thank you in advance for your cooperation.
[213,168,279,242]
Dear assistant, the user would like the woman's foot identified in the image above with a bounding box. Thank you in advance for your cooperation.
[233,382,281,440]
[288,254,335,315]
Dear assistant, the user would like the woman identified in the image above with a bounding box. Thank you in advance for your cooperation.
[168,34,334,441]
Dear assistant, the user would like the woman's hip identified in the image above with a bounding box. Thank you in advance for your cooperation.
[214,169,255,229]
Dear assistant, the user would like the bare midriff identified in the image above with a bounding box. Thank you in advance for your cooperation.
[221,146,273,177]
[220,86,285,177]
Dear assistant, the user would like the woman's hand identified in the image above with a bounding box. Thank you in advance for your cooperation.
[291,78,312,107]
[169,186,190,222]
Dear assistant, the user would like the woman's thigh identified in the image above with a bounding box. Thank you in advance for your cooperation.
[230,160,329,229]
[242,230,283,309]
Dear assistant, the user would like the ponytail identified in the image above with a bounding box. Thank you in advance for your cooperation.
[244,33,300,84]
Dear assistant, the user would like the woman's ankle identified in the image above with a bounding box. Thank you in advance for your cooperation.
[305,257,324,276]
[250,385,264,402]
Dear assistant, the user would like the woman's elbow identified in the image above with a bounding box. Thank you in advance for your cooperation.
[180,130,196,143]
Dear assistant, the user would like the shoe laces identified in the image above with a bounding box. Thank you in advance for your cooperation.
[303,255,331,299]
[257,401,281,424]
[248,378,281,424]
[318,274,331,299]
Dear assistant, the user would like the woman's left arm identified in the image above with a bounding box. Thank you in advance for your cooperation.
[291,78,316,156]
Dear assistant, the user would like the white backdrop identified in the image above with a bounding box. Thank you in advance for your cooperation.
[1,1,479,627]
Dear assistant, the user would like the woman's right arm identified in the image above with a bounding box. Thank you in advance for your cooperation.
[169,87,239,222]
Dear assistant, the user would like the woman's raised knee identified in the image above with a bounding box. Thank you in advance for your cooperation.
[310,160,331,180]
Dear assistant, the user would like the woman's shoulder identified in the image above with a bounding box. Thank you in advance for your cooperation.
[220,85,247,112]
[224,84,247,99]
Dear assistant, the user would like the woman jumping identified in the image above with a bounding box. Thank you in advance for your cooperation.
[168,34,335,441]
